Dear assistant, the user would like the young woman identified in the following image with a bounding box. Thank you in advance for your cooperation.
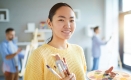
[24,2,87,80]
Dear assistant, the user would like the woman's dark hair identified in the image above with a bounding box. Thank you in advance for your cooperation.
[91,26,99,32]
[48,2,73,22]
[94,26,99,32]
[48,2,73,43]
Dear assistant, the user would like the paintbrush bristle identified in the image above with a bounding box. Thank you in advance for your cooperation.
[46,65,50,68]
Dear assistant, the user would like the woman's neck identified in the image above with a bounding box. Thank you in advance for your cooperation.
[48,38,68,49]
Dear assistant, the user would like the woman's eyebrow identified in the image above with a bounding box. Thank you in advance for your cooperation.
[58,16,66,18]
[70,16,74,19]
[58,16,74,19]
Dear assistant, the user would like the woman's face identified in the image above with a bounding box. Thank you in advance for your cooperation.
[47,6,76,40]
[95,28,100,34]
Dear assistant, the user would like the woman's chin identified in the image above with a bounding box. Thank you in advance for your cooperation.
[64,36,71,40]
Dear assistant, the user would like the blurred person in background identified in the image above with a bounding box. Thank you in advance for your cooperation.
[91,26,111,70]
[0,28,24,80]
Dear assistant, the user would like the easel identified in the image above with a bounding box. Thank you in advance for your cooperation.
[19,28,38,77]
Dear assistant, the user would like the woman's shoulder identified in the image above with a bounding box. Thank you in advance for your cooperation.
[69,43,83,51]
[30,44,51,56]
[36,43,48,49]
[69,44,84,57]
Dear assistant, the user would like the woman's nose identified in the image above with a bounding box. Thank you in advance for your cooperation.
[64,21,71,28]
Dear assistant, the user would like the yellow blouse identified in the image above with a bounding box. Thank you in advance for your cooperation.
[24,43,87,80]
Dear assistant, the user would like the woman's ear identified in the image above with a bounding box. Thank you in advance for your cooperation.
[47,19,52,29]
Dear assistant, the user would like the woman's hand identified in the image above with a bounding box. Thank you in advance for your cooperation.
[60,73,76,80]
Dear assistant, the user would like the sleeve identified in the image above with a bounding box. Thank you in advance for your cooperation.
[0,43,9,59]
[93,36,107,45]
[24,50,44,80]
[18,51,24,59]
[14,42,24,59]
[79,47,87,73]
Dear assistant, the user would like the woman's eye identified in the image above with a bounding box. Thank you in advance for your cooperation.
[70,20,74,22]
[59,19,64,21]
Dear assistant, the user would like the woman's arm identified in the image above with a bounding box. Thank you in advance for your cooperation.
[93,36,107,45]
[24,50,44,80]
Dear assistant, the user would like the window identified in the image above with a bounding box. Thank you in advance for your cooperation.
[122,0,131,12]
[123,14,131,66]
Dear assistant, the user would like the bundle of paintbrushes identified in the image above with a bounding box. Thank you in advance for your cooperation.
[46,54,71,79]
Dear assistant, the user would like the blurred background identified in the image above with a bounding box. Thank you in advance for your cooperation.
[0,0,131,79]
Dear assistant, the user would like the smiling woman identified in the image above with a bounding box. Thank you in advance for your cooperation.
[47,6,76,42]
[47,4,76,43]
[24,2,87,80]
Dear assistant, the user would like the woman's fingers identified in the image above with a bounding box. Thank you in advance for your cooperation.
[63,58,70,75]
[70,73,76,80]
[60,73,74,80]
